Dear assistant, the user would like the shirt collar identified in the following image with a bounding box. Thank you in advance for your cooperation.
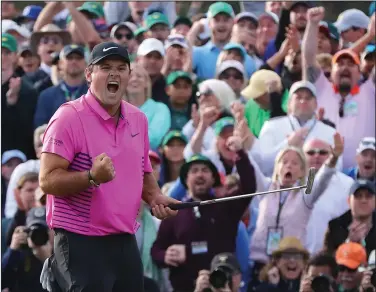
[332,84,360,95]
[204,41,220,52]
[85,89,125,121]
[289,115,316,129]
[40,63,51,76]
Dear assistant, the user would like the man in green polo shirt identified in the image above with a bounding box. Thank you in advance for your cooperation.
[145,12,170,42]
[242,70,289,137]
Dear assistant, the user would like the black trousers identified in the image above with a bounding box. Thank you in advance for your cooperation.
[51,228,144,292]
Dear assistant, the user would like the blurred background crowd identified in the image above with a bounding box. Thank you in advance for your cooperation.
[1,1,376,292]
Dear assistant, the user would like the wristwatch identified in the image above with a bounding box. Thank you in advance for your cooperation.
[88,171,100,187]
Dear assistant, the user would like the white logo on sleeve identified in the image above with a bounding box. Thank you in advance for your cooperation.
[103,47,117,52]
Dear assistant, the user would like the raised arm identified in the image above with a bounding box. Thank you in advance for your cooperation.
[302,7,325,83]
[350,13,375,55]
[33,2,64,31]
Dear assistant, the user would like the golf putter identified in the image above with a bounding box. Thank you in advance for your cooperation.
[167,167,317,211]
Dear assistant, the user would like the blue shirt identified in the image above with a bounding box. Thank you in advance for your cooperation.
[34,81,88,129]
[140,98,171,151]
[193,41,256,80]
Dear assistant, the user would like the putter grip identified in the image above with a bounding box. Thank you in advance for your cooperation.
[168,201,200,210]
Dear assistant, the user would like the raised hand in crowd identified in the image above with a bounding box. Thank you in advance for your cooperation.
[307,6,325,24]
[194,270,211,292]
[199,106,220,129]
[287,128,310,148]
[348,220,372,243]
[267,266,280,285]
[164,244,186,267]
[191,104,200,128]
[10,226,28,251]
[316,107,325,121]
[330,132,345,158]
[359,269,376,292]
[368,13,375,39]
[6,77,21,105]
[286,24,300,53]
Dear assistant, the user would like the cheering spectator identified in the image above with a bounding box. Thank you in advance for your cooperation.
[344,137,376,182]
[335,242,367,292]
[137,38,169,104]
[165,71,194,131]
[318,21,340,55]
[324,179,376,256]
[256,11,279,57]
[171,16,192,37]
[145,12,171,43]
[360,45,376,80]
[234,12,258,32]
[192,2,256,80]
[304,138,354,255]
[34,44,87,128]
[265,1,282,16]
[216,60,247,102]
[126,63,171,151]
[256,81,339,176]
[302,6,375,169]
[2,33,39,160]
[110,22,138,60]
[256,237,309,292]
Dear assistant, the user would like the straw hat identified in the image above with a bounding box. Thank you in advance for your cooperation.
[272,237,309,258]
[30,24,72,53]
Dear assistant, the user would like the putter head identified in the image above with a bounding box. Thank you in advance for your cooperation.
[305,168,317,194]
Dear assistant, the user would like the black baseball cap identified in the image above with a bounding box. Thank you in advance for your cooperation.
[350,179,376,196]
[88,41,130,65]
[60,44,85,59]
[26,206,48,228]
[211,253,241,273]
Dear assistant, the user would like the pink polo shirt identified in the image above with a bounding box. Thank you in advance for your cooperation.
[314,71,375,169]
[42,90,153,236]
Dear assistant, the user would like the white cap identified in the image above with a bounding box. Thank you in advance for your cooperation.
[137,38,165,57]
[289,80,317,97]
[165,34,189,49]
[110,22,137,38]
[2,19,31,38]
[356,137,376,154]
[258,11,279,24]
[1,149,27,165]
[235,12,258,24]
[335,9,370,33]
[216,60,247,78]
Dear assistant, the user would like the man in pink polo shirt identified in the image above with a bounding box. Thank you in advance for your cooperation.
[38,42,179,292]
[302,6,375,169]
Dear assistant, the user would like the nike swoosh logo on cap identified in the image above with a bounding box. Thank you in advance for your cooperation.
[103,47,117,52]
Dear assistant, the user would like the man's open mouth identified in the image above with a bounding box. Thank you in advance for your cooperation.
[107,81,119,93]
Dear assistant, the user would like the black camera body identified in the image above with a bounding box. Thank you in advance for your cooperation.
[311,274,333,292]
[209,266,233,290]
[24,224,49,247]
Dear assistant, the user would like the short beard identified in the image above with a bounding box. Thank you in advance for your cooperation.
[338,82,352,93]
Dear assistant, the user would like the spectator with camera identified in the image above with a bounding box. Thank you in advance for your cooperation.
[335,242,367,292]
[255,237,309,292]
[2,206,53,292]
[299,252,338,292]
[194,253,243,292]
[324,180,376,257]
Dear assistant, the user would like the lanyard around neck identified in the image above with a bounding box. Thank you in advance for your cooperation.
[60,83,80,102]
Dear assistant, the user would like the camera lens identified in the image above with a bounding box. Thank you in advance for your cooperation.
[28,225,49,246]
[209,268,230,289]
[311,274,331,292]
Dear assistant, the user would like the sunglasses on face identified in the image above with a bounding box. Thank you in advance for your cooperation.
[115,32,134,40]
[338,265,358,273]
[306,149,330,156]
[40,36,62,45]
[219,71,243,80]
[280,253,304,261]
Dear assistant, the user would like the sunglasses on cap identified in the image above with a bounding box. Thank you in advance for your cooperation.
[306,149,330,156]
[338,265,358,273]
[361,141,376,148]
[167,35,186,43]
[115,32,134,40]
[196,88,214,98]
[219,71,243,81]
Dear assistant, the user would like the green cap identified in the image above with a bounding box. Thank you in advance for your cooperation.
[166,71,193,85]
[162,130,188,146]
[207,2,235,19]
[78,2,105,18]
[2,33,17,52]
[180,154,221,188]
[223,43,247,60]
[145,12,170,29]
[319,21,339,41]
[214,117,235,136]
[134,27,147,37]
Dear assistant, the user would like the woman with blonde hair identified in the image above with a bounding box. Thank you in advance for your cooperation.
[125,63,171,150]
[247,141,342,289]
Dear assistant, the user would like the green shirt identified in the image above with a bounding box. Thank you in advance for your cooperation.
[244,89,289,138]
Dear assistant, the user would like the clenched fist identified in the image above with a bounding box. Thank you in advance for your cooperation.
[307,7,325,24]
[90,153,115,184]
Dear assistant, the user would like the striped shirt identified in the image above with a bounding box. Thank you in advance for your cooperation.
[42,90,152,236]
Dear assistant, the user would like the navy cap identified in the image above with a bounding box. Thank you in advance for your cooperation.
[22,5,43,21]
[26,207,48,228]
[59,44,85,59]
[350,180,376,195]
[88,41,130,65]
